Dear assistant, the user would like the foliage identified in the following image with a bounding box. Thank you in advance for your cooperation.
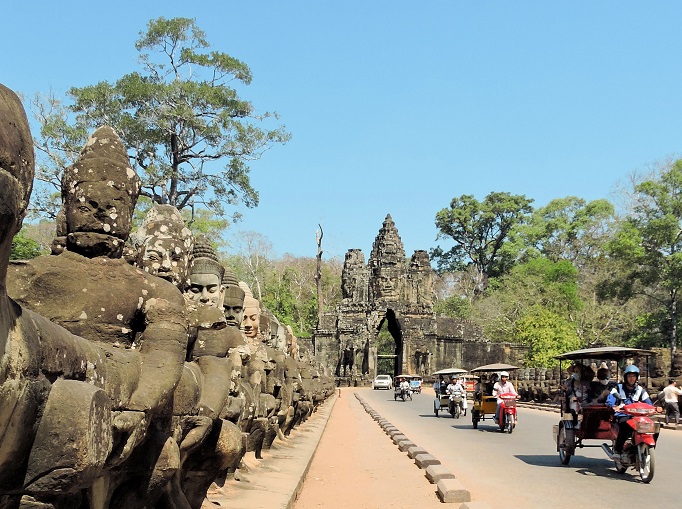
[433,294,472,319]
[375,326,396,375]
[511,197,615,265]
[602,159,682,368]
[471,256,582,344]
[10,230,43,260]
[224,241,342,338]
[430,192,534,290]
[31,17,290,221]
[514,307,582,367]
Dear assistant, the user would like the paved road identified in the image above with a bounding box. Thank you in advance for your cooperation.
[362,388,682,509]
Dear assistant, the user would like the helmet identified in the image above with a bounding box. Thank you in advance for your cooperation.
[623,365,640,377]
[452,375,457,380]
[500,371,509,378]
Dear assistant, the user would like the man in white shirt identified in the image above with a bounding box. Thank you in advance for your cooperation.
[663,378,682,425]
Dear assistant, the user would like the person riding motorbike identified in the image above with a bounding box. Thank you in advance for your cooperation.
[605,364,661,459]
[493,371,518,423]
[399,377,410,398]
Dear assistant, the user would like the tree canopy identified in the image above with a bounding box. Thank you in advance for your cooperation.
[430,192,533,289]
[31,16,290,221]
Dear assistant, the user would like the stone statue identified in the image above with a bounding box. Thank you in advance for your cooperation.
[7,123,188,508]
[130,204,194,289]
[174,237,244,509]
[1,84,134,508]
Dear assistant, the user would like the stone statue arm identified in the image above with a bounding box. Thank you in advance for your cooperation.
[126,296,188,414]
[195,354,231,419]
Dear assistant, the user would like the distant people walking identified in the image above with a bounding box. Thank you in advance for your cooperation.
[663,378,682,425]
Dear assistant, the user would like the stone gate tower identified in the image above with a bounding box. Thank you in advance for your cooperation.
[313,215,519,380]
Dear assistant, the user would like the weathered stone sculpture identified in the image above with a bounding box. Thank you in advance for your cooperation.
[130,204,194,289]
[1,84,123,508]
[177,237,244,509]
[7,124,188,508]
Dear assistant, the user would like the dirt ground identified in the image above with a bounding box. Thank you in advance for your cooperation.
[293,388,445,509]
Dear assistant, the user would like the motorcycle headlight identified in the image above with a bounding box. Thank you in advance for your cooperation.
[635,421,656,433]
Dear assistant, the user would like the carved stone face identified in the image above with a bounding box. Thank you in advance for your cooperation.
[223,288,245,328]
[185,272,223,308]
[242,299,261,339]
[140,237,190,289]
[65,180,134,258]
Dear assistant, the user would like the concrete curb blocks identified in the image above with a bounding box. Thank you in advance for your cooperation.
[414,453,440,469]
[437,478,471,503]
[407,446,428,459]
[425,464,455,483]
[398,440,416,452]
[354,392,481,506]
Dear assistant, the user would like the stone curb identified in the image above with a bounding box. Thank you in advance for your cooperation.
[425,464,455,483]
[437,478,471,504]
[355,393,479,505]
[203,394,337,509]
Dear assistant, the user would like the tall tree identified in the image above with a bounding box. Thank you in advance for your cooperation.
[603,159,682,373]
[32,16,290,220]
[430,192,533,291]
[513,197,615,265]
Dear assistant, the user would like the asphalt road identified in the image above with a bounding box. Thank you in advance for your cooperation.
[361,387,681,509]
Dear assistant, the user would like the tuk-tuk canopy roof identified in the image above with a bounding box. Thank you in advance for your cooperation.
[395,374,414,379]
[470,363,519,373]
[432,367,467,376]
[408,374,423,379]
[554,346,655,361]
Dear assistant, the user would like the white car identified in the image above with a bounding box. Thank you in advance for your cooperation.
[372,374,392,390]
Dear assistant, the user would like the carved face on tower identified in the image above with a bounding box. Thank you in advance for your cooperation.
[133,205,193,289]
[61,126,139,258]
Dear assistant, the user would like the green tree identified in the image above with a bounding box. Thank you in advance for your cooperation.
[431,192,533,291]
[602,159,682,372]
[10,230,42,260]
[514,307,582,367]
[472,257,582,344]
[512,197,615,265]
[32,17,290,220]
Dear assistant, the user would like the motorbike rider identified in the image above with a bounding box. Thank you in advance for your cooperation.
[606,364,661,458]
[448,376,467,415]
[493,371,518,423]
[399,377,410,397]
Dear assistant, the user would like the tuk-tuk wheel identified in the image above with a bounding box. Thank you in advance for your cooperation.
[558,426,574,465]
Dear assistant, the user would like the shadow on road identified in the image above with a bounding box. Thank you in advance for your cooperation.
[514,455,644,483]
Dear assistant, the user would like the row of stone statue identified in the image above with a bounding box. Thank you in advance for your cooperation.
[0,83,334,509]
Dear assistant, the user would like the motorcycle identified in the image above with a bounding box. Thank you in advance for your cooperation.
[601,402,660,483]
[448,389,465,419]
[496,394,518,433]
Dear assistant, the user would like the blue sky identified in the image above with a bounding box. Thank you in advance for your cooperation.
[4,1,682,260]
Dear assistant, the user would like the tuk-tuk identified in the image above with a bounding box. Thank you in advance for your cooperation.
[394,374,413,401]
[552,346,659,482]
[470,363,519,432]
[432,368,467,417]
[408,374,423,394]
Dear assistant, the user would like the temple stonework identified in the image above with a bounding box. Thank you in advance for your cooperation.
[313,214,524,379]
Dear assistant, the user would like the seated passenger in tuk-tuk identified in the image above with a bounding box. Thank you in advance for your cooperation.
[434,375,446,395]
[588,366,616,404]
[563,364,594,413]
